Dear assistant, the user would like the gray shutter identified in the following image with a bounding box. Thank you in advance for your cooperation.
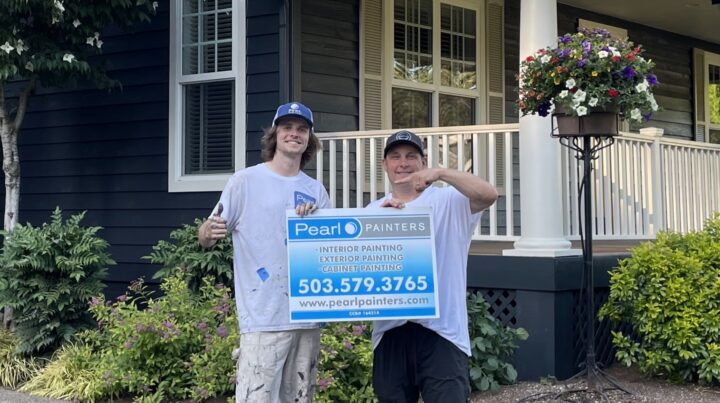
[362,0,385,185]
[694,48,708,142]
[184,81,235,174]
[486,0,505,192]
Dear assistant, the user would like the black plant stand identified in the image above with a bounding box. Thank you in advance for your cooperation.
[520,125,632,402]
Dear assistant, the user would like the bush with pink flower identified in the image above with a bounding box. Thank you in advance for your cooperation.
[517,28,660,123]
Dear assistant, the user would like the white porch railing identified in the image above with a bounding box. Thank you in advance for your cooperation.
[314,125,720,242]
[563,129,720,240]
[313,125,520,241]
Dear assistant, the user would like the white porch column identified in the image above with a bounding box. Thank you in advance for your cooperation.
[503,0,579,257]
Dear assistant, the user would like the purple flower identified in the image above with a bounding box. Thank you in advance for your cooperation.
[124,340,134,349]
[89,296,101,307]
[318,377,333,391]
[217,325,228,338]
[577,60,585,67]
[559,35,572,44]
[163,320,174,329]
[647,74,658,86]
[538,102,552,117]
[196,321,208,330]
[135,323,146,332]
[343,340,354,350]
[622,66,636,79]
[582,40,591,53]
[643,112,653,121]
[116,295,127,302]
[352,325,365,336]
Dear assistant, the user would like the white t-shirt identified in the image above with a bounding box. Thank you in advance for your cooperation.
[213,163,331,333]
[367,186,481,356]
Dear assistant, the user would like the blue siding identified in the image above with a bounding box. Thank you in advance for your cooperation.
[0,0,286,298]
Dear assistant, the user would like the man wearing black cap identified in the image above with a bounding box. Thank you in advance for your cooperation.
[368,130,498,403]
[198,102,329,402]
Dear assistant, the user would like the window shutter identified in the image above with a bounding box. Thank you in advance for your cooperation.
[694,48,708,142]
[362,0,385,185]
[184,81,235,174]
[486,0,505,192]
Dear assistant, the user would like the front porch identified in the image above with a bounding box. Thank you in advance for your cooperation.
[309,123,720,379]
[312,124,720,245]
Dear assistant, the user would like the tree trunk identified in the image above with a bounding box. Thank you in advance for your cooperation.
[0,79,34,330]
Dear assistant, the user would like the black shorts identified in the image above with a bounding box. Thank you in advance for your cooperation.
[372,322,470,403]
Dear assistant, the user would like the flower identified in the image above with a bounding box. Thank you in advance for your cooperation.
[62,53,75,63]
[0,42,13,54]
[517,28,660,123]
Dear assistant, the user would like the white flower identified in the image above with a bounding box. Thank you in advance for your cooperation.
[94,32,100,40]
[565,78,576,89]
[540,54,551,63]
[573,89,587,103]
[52,16,59,24]
[96,40,103,49]
[152,1,159,10]
[54,0,64,13]
[649,94,659,112]
[73,19,81,28]
[576,106,588,116]
[630,108,642,121]
[86,37,95,46]
[559,90,569,98]
[25,61,33,72]
[636,81,649,93]
[588,97,598,107]
[62,53,75,63]
[15,39,27,55]
[0,42,14,54]
[597,50,609,59]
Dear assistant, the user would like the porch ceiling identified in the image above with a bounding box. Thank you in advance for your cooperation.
[560,0,720,45]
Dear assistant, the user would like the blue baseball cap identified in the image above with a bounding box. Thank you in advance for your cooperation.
[273,102,314,131]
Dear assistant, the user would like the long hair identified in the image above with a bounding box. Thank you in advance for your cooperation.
[260,125,322,169]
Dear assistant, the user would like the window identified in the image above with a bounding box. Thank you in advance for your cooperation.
[694,50,720,144]
[391,0,482,177]
[708,55,720,143]
[391,0,481,128]
[169,0,246,192]
[361,0,505,189]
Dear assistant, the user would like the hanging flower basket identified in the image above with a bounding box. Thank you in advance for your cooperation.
[517,27,661,136]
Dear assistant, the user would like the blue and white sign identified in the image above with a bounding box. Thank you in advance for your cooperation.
[286,208,438,322]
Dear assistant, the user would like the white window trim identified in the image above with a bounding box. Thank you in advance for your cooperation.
[382,0,486,128]
[168,1,247,192]
[704,51,720,140]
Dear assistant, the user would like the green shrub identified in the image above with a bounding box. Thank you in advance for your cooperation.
[144,218,234,291]
[467,290,528,391]
[599,213,720,383]
[0,330,42,388]
[0,208,112,356]
[19,342,104,402]
[85,273,239,401]
[316,322,376,403]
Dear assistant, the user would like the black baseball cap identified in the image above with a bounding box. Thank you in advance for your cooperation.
[383,130,425,157]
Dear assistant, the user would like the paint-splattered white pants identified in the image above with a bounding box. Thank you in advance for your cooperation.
[235,328,321,403]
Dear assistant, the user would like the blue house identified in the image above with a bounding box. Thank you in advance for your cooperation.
[5,0,720,380]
